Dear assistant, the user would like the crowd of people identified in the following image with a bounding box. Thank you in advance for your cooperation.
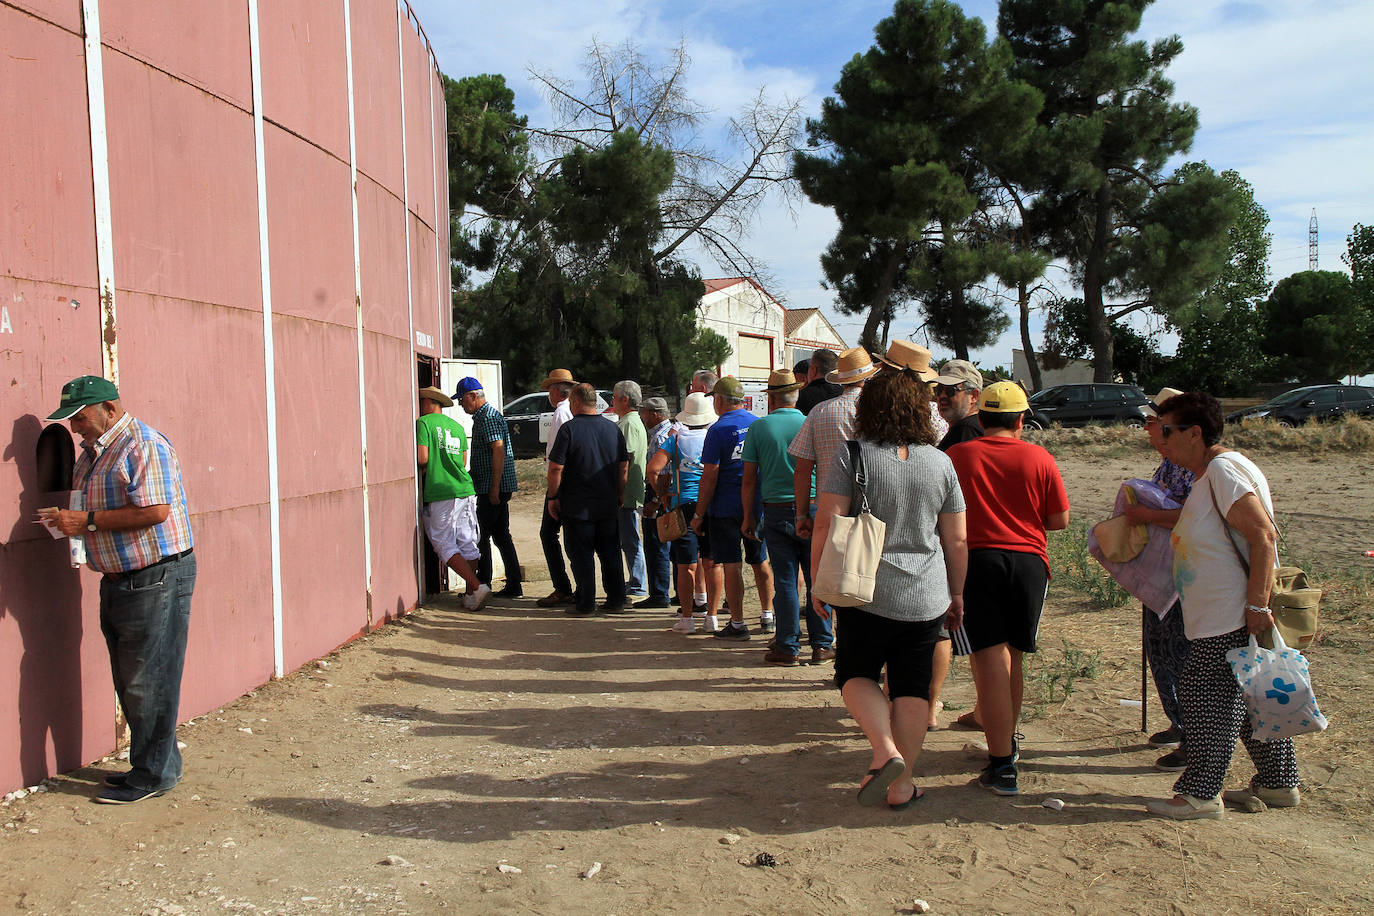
[33,355,1302,819]
[413,354,1300,818]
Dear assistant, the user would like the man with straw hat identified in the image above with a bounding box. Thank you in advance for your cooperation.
[787,347,878,662]
[742,370,835,665]
[536,368,577,607]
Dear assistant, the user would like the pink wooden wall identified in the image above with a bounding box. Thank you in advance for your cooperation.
[0,0,447,794]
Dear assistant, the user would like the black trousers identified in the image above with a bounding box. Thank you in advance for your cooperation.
[475,491,521,587]
[564,517,625,612]
[540,499,573,595]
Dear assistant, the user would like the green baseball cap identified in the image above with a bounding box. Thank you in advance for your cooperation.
[712,376,745,399]
[48,375,120,420]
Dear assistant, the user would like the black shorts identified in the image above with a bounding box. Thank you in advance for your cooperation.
[833,608,945,701]
[962,548,1049,653]
[706,515,767,565]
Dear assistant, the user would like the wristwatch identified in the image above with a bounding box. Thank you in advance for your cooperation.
[86,511,97,532]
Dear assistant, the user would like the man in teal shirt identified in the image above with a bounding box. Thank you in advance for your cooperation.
[612,380,648,600]
[416,386,488,610]
[741,370,833,664]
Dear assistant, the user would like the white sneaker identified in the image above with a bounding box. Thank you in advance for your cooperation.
[671,617,695,634]
[1145,794,1224,820]
[465,584,491,611]
[701,615,720,633]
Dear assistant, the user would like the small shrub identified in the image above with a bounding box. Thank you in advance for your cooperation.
[1026,639,1104,705]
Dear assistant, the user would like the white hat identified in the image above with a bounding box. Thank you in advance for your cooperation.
[675,392,718,427]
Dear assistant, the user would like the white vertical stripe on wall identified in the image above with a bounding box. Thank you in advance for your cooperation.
[246,0,286,677]
[80,0,119,384]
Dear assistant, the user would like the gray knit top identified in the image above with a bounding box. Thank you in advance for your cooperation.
[822,439,965,622]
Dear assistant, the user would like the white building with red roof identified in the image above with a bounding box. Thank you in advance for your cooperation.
[698,278,846,384]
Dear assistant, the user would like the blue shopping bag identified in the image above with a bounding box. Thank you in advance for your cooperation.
[1226,628,1328,742]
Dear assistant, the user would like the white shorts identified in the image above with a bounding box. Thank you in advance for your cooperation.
[423,496,480,567]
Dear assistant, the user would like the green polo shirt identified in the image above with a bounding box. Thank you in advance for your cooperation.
[618,411,648,508]
[741,407,813,504]
[417,413,475,502]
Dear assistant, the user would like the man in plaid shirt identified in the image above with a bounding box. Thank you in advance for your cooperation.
[40,376,195,805]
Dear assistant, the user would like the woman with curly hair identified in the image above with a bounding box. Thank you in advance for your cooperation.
[810,362,968,810]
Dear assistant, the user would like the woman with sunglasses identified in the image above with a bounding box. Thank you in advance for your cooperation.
[1144,391,1301,819]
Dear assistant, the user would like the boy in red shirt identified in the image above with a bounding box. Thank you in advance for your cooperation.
[947,382,1070,796]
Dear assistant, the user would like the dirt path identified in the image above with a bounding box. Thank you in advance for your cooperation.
[2,450,1371,915]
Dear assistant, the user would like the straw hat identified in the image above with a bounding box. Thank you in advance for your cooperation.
[1143,387,1184,418]
[540,368,576,391]
[676,392,718,427]
[763,369,804,393]
[875,340,938,382]
[826,347,879,386]
[418,386,453,408]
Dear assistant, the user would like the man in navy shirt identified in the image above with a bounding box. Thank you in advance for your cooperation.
[690,377,771,641]
[548,383,629,617]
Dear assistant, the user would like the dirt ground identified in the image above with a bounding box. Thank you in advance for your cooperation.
[2,445,1372,915]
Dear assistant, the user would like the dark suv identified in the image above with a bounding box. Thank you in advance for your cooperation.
[1025,383,1150,429]
[1225,385,1374,427]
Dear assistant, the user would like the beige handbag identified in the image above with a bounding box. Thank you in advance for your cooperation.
[813,442,886,607]
[656,445,689,542]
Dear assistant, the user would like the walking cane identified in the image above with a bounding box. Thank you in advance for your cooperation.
[1140,614,1148,733]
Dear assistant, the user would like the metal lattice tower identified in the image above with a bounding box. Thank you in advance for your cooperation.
[1309,209,1319,270]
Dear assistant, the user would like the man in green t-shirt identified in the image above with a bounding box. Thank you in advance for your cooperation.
[417,386,488,610]
[612,380,648,599]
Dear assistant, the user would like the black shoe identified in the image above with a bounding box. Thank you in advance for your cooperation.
[494,584,523,599]
[1148,726,1182,749]
[1154,751,1188,771]
[978,762,1018,796]
[103,772,130,788]
[95,784,168,805]
[598,602,630,614]
[564,607,595,617]
[633,596,671,609]
[712,621,751,641]
[1011,732,1024,764]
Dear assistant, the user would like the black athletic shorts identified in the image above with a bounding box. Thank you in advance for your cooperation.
[961,548,1049,653]
[707,514,767,565]
[833,607,945,701]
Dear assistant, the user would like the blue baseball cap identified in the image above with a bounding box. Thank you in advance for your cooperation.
[454,377,484,395]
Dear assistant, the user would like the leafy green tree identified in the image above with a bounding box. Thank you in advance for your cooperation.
[1261,271,1370,381]
[795,0,1040,354]
[1168,167,1272,394]
[1042,297,1166,388]
[999,0,1239,381]
[1343,223,1374,371]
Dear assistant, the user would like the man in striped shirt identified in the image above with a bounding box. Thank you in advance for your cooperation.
[40,376,196,805]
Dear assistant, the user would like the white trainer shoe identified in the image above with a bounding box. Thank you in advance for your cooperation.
[465,584,491,611]
[701,615,720,633]
[670,617,695,634]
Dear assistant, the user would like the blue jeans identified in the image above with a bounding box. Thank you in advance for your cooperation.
[565,517,626,612]
[640,511,672,600]
[618,507,646,595]
[761,505,831,653]
[98,551,196,791]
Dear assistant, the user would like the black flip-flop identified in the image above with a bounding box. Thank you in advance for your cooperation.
[857,756,906,807]
[888,787,926,811]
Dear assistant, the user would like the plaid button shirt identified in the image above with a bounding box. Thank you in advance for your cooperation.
[74,412,194,574]
[469,402,518,494]
[788,385,861,479]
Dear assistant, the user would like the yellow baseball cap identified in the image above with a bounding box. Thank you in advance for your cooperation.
[978,380,1029,413]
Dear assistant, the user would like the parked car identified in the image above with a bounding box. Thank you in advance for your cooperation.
[1024,383,1150,429]
[505,389,615,458]
[1224,385,1374,427]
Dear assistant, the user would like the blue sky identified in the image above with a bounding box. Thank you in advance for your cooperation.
[409,0,1374,371]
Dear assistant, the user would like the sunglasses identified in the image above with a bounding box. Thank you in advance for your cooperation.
[1160,423,1196,438]
[935,384,968,396]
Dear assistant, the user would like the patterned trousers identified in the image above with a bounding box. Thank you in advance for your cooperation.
[1174,626,1300,799]
[1143,602,1189,744]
